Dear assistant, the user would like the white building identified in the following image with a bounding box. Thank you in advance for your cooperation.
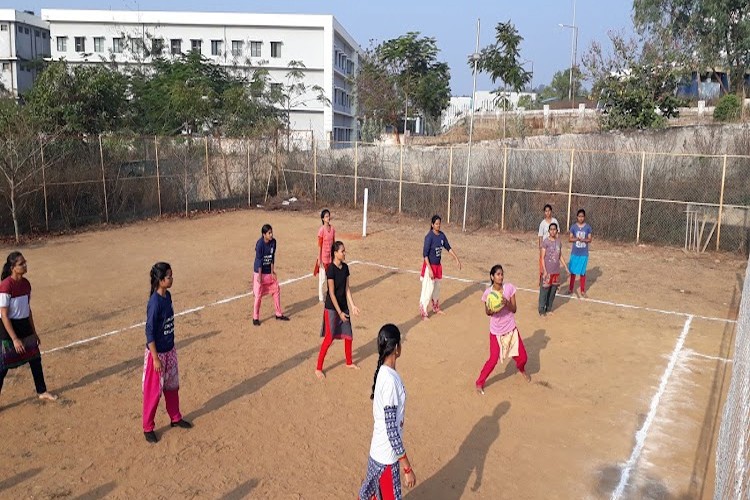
[0,9,51,97]
[441,90,537,131]
[41,9,360,144]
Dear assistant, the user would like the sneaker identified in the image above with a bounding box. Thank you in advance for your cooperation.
[252,319,260,326]
[144,431,158,443]
[170,419,193,429]
[275,315,290,321]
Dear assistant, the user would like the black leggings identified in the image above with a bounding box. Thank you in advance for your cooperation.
[0,357,48,395]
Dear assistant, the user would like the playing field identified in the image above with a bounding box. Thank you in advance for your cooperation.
[0,208,743,499]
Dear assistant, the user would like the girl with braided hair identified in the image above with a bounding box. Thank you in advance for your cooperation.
[358,324,416,500]
[142,262,192,444]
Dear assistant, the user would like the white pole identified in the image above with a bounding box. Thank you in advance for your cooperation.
[462,18,481,232]
[362,188,369,238]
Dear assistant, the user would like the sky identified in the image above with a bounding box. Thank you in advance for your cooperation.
[14,0,637,95]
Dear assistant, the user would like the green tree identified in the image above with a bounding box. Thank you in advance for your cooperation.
[377,32,451,137]
[271,60,330,145]
[539,67,586,101]
[25,61,129,134]
[634,0,750,96]
[473,21,531,103]
[353,47,403,138]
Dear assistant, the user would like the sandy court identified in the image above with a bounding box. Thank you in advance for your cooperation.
[0,207,743,499]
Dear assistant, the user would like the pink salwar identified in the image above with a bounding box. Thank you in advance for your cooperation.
[253,272,283,320]
[142,347,182,432]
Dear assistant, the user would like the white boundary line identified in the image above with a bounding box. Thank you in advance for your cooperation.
[611,315,694,499]
[354,260,737,324]
[42,272,314,355]
[684,350,733,363]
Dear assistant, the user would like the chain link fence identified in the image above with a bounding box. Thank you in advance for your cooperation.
[2,134,749,253]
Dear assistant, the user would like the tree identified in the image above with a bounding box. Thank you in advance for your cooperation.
[270,60,330,146]
[353,47,403,139]
[377,32,451,138]
[473,21,532,103]
[633,0,750,96]
[583,30,687,130]
[24,61,129,134]
[539,67,586,101]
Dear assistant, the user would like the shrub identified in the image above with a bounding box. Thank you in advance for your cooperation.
[713,94,741,122]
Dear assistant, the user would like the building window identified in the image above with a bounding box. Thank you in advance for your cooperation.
[170,39,182,55]
[42,32,47,39]
[151,39,164,56]
[130,37,144,56]
[75,36,86,52]
[112,37,123,53]
[2,63,9,71]
[57,36,67,52]
[191,39,202,53]
[271,41,282,58]
[231,40,243,57]
[93,37,105,53]
[250,41,262,57]
[34,29,40,37]
[0,24,7,31]
[211,40,222,56]
[24,27,29,34]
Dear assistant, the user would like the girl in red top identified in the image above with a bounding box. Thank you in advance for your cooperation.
[316,209,336,302]
[0,252,57,401]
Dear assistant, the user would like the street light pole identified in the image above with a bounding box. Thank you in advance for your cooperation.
[462,18,481,232]
[559,0,578,108]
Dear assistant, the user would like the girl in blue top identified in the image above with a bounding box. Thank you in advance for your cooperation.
[142,262,192,444]
[564,209,593,298]
[419,215,461,320]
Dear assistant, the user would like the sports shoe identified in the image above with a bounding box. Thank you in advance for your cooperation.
[252,319,260,326]
[170,419,193,429]
[144,431,158,443]
[275,315,290,321]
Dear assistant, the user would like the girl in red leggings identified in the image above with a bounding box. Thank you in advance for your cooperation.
[475,264,530,394]
[315,241,360,379]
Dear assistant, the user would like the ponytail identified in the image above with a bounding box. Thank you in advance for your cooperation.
[2,252,23,280]
[370,323,402,400]
[149,262,171,296]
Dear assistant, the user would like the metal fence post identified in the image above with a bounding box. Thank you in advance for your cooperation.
[98,134,109,223]
[39,135,49,232]
[154,136,162,217]
[250,137,252,208]
[354,140,358,207]
[566,149,575,230]
[205,136,211,212]
[447,146,453,223]
[313,138,318,203]
[501,145,508,230]
[716,154,728,251]
[636,151,646,244]
[398,143,404,213]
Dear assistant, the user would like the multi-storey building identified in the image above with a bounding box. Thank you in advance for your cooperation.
[42,9,360,143]
[0,9,51,97]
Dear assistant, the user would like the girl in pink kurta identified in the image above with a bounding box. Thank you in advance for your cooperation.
[475,264,530,394]
[316,209,336,302]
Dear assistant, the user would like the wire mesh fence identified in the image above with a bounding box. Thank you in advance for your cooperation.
[1,134,749,253]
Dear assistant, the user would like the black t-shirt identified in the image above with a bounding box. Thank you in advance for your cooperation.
[324,262,350,312]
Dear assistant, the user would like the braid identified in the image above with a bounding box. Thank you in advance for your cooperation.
[370,352,386,400]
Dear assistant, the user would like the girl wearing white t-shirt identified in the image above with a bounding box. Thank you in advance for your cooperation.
[475,264,530,395]
[358,324,416,500]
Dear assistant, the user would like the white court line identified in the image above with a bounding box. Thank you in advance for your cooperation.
[354,260,737,324]
[683,350,733,363]
[42,272,314,355]
[611,315,694,500]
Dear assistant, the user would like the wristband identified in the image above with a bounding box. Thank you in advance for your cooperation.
[403,466,412,475]
[398,453,408,462]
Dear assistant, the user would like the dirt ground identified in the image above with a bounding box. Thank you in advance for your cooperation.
[0,207,744,499]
